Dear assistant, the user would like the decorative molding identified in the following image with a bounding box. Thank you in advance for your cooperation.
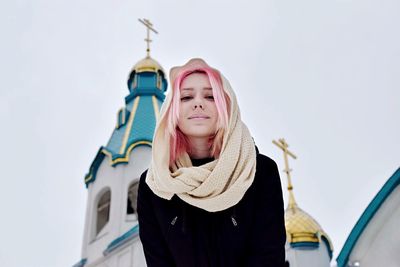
[103,224,140,256]
[72,258,87,267]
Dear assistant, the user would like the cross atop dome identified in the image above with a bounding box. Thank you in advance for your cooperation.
[273,138,298,209]
[138,18,158,58]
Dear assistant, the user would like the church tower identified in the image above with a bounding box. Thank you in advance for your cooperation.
[74,19,166,267]
[273,139,334,267]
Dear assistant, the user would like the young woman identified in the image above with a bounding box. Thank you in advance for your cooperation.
[137,58,286,267]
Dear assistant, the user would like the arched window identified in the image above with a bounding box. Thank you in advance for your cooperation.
[156,72,162,89]
[96,189,111,235]
[127,181,139,216]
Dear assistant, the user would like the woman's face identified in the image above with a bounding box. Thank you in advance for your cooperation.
[177,72,219,141]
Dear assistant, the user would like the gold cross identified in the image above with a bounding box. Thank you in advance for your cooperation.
[138,18,158,58]
[273,138,298,209]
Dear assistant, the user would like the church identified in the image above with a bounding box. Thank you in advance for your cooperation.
[73,20,400,267]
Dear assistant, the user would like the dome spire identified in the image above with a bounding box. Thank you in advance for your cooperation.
[130,19,164,74]
[138,18,158,58]
[272,138,298,209]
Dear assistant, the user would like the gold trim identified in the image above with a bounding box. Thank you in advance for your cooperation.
[289,232,319,243]
[102,149,113,159]
[85,141,152,184]
[85,174,92,183]
[119,96,140,154]
[136,67,159,73]
[111,141,152,164]
[152,96,160,121]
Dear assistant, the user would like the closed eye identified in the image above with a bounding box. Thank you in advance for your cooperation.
[180,96,193,101]
[205,95,214,101]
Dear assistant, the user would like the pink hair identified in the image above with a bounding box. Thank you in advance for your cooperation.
[165,67,230,165]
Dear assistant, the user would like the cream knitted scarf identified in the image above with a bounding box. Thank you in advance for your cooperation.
[146,58,256,212]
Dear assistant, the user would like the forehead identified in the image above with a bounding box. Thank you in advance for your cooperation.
[180,72,211,88]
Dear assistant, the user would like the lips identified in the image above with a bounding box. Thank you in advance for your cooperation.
[188,114,210,119]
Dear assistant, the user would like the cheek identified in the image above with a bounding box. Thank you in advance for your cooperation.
[178,103,189,119]
[177,104,188,126]
[210,104,219,119]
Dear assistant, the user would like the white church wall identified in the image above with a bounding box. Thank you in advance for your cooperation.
[132,241,146,267]
[82,158,124,263]
[85,239,146,267]
[81,145,151,266]
[347,186,400,267]
[285,241,331,267]
[119,145,151,235]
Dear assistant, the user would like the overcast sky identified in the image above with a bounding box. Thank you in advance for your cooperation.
[1,0,399,266]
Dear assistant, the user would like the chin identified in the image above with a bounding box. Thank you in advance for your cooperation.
[186,132,214,139]
[179,125,217,139]
[183,129,216,139]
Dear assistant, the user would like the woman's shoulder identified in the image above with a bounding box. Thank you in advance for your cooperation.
[253,152,281,190]
[139,169,148,183]
[138,169,150,194]
[256,153,279,172]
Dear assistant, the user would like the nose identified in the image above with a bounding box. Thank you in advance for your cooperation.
[192,96,204,110]
[193,104,204,110]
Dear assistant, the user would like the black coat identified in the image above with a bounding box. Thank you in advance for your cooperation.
[137,152,286,267]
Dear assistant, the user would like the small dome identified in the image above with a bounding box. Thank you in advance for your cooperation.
[285,206,323,242]
[132,56,164,73]
[285,205,333,253]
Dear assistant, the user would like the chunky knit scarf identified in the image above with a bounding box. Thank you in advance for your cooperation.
[146,58,256,212]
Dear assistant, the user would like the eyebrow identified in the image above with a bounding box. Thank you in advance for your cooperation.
[181,87,213,91]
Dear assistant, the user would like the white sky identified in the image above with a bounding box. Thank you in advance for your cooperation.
[1,0,399,266]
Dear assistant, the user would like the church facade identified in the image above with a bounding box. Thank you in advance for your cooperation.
[74,55,166,267]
